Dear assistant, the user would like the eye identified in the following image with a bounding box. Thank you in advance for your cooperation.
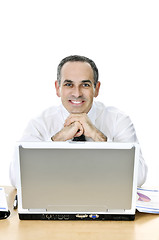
[64,83,73,87]
[82,83,90,87]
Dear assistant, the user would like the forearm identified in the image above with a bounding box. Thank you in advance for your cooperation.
[51,131,67,141]
[91,128,107,142]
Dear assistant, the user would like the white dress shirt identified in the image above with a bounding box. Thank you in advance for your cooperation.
[10,101,147,187]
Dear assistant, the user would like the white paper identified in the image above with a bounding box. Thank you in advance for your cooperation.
[136,187,159,214]
[0,187,8,212]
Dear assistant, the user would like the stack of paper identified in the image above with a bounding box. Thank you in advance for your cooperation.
[0,187,10,219]
[136,187,159,214]
[0,187,9,212]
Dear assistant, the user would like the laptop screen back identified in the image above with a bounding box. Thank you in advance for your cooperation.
[18,145,136,213]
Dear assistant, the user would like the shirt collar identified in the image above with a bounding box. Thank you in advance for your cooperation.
[87,101,96,125]
[60,104,70,122]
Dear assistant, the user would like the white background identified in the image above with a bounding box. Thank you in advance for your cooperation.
[0,0,159,187]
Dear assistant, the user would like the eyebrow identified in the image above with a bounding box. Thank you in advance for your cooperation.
[63,80,93,84]
[81,80,92,84]
[63,80,73,84]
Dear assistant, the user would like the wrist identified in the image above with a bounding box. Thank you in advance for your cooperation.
[51,132,61,141]
[51,129,69,142]
[92,129,107,142]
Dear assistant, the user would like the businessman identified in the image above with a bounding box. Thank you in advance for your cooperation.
[10,55,147,187]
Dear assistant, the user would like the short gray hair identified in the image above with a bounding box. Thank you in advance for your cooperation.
[57,55,99,87]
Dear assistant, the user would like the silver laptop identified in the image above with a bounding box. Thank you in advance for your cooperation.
[16,142,139,220]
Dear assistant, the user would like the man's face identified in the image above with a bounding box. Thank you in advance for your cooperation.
[55,61,100,114]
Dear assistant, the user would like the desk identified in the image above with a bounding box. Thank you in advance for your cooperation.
[1,186,159,240]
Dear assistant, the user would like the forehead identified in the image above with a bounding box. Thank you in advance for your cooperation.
[61,61,94,82]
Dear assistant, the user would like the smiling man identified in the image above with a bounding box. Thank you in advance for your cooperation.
[10,55,147,187]
[52,59,106,142]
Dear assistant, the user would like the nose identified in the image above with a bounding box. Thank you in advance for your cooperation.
[72,86,82,98]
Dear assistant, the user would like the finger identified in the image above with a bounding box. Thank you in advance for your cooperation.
[73,122,84,137]
[63,123,80,140]
[64,114,84,126]
[74,127,84,137]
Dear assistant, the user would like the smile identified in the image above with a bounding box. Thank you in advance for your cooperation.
[69,100,85,105]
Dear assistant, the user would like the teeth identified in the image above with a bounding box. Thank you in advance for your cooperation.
[71,101,82,104]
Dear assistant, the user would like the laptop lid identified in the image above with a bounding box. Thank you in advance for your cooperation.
[16,142,139,217]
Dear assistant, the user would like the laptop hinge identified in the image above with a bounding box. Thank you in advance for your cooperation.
[28,209,47,212]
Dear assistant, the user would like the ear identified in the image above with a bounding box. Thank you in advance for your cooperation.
[55,81,61,97]
[94,81,101,97]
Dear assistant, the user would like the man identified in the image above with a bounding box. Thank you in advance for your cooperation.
[10,55,147,187]
[52,55,106,142]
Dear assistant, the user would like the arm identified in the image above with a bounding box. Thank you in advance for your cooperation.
[114,113,148,187]
[9,119,47,187]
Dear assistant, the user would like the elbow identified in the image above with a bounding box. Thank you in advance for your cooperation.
[137,162,148,187]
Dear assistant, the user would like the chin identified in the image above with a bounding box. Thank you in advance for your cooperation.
[70,108,90,114]
[66,107,83,114]
[70,109,84,114]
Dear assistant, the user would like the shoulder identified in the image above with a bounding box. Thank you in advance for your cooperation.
[94,101,128,117]
[30,105,62,125]
[39,105,61,118]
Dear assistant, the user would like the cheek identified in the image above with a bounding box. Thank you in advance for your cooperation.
[85,89,95,99]
[60,88,66,97]
[60,89,71,100]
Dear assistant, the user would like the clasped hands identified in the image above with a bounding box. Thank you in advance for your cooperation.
[52,113,107,142]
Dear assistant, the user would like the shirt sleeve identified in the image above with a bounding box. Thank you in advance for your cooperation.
[113,112,148,187]
[20,119,48,141]
[9,119,50,187]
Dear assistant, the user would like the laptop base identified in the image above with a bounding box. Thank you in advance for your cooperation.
[19,213,135,221]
